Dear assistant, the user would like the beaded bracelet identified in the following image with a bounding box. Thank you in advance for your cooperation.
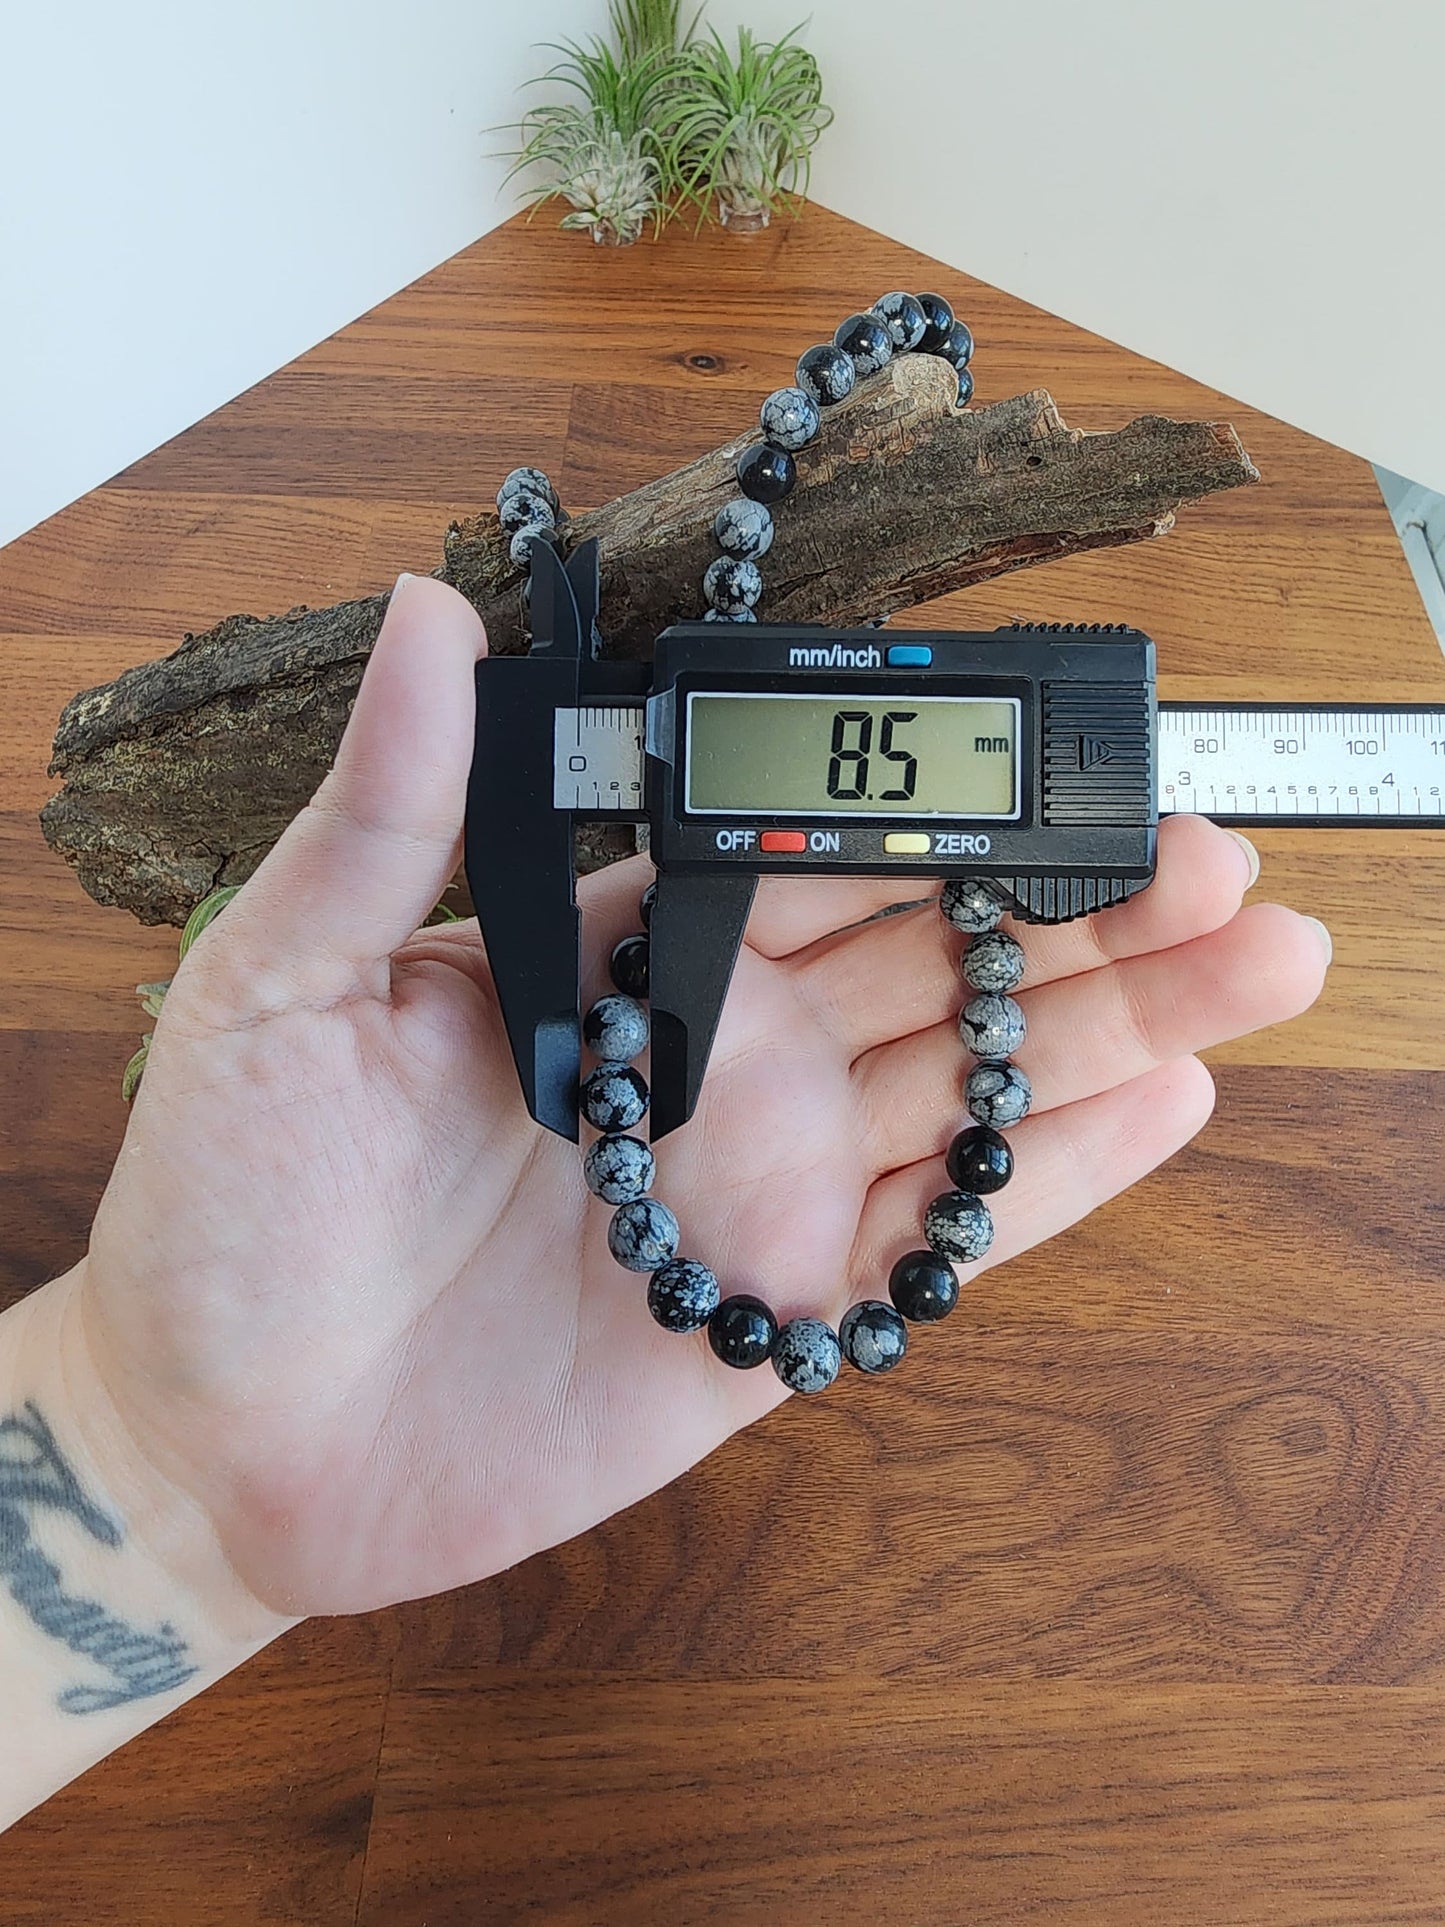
[492,289,1034,1398]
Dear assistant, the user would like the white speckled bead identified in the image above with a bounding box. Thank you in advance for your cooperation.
[608,1197,680,1273]
[795,342,856,406]
[962,930,1025,993]
[966,1061,1032,1128]
[582,994,649,1062]
[583,1134,655,1205]
[508,523,553,566]
[714,499,774,560]
[704,555,763,615]
[580,1062,649,1132]
[702,607,758,622]
[940,879,1004,933]
[959,993,1026,1059]
[871,291,928,351]
[839,1300,909,1374]
[771,1317,842,1394]
[497,466,557,511]
[498,488,556,536]
[647,1258,721,1333]
[923,1189,995,1262]
[759,385,820,451]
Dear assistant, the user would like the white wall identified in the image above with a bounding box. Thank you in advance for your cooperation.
[709,0,1445,493]
[0,0,607,551]
[4,1,1440,553]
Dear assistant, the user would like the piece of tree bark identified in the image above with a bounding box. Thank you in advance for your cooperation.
[42,355,1257,926]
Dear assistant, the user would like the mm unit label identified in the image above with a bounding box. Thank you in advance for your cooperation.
[1158,705,1445,824]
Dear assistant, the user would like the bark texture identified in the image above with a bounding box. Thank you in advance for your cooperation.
[43,355,1257,925]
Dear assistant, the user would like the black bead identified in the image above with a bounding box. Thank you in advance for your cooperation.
[888,1249,960,1324]
[839,1300,909,1374]
[796,341,857,406]
[916,292,955,353]
[708,1292,779,1369]
[609,933,650,998]
[832,312,892,378]
[937,319,974,369]
[954,365,975,408]
[945,1125,1014,1195]
[640,880,657,928]
[737,442,797,505]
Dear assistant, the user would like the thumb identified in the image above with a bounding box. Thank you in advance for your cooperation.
[210,572,487,1006]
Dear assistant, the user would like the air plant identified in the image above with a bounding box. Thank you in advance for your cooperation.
[610,0,701,65]
[504,33,677,246]
[664,26,833,232]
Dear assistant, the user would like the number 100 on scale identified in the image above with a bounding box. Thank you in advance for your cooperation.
[1159,708,1445,819]
[683,692,1022,819]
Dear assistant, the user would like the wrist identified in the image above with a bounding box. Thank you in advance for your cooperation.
[3,1265,297,1675]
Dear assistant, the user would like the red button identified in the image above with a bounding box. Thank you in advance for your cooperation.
[760,831,808,853]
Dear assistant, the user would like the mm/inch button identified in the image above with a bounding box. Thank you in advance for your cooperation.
[760,831,807,853]
[886,645,933,667]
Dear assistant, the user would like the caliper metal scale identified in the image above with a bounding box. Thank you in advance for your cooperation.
[465,539,1445,1143]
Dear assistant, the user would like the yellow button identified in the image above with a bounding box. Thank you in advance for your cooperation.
[883,833,932,854]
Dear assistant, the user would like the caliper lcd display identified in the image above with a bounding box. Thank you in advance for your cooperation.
[683,692,1022,818]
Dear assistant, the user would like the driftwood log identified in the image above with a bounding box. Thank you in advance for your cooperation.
[42,355,1257,926]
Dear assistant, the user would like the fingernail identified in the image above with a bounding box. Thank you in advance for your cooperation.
[1303,915,1333,965]
[392,571,416,595]
[1226,830,1261,889]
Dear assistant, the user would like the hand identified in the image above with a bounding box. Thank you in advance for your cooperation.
[63,575,1329,1622]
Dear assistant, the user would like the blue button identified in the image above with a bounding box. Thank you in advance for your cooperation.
[886,644,932,667]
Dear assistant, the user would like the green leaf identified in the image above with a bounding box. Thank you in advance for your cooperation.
[122,1036,151,1104]
[179,885,240,962]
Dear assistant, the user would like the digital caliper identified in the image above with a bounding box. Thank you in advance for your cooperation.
[464,538,1445,1143]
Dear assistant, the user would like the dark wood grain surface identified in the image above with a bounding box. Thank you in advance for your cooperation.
[3,205,1444,1924]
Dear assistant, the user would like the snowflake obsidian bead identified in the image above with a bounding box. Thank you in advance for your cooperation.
[581,1062,650,1132]
[946,1125,1013,1196]
[714,498,774,560]
[916,292,955,353]
[966,1061,1032,1128]
[924,1189,995,1263]
[647,1258,721,1334]
[703,608,757,622]
[608,1198,680,1273]
[583,1133,656,1205]
[941,879,1004,934]
[760,385,820,451]
[708,1293,778,1368]
[962,930,1025,994]
[498,487,556,536]
[937,319,974,369]
[888,1250,960,1323]
[833,311,893,377]
[871,291,927,351]
[704,555,763,615]
[737,442,797,505]
[772,1316,842,1394]
[795,342,856,406]
[497,466,558,511]
[509,524,557,567]
[959,993,1026,1060]
[610,934,650,998]
[583,994,649,1062]
[839,1300,909,1374]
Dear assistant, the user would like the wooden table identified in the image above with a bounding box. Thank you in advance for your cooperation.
[4,205,1445,1924]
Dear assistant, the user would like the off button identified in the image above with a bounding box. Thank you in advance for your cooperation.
[883,833,932,855]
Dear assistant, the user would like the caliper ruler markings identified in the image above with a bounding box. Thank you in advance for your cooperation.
[1156,704,1445,825]
[557,702,1445,827]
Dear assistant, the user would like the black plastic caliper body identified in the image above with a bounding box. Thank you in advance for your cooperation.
[465,538,1156,1143]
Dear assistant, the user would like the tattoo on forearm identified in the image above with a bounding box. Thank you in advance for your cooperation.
[0,1402,197,1714]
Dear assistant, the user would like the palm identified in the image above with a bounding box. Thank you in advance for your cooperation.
[75,579,1328,1622]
